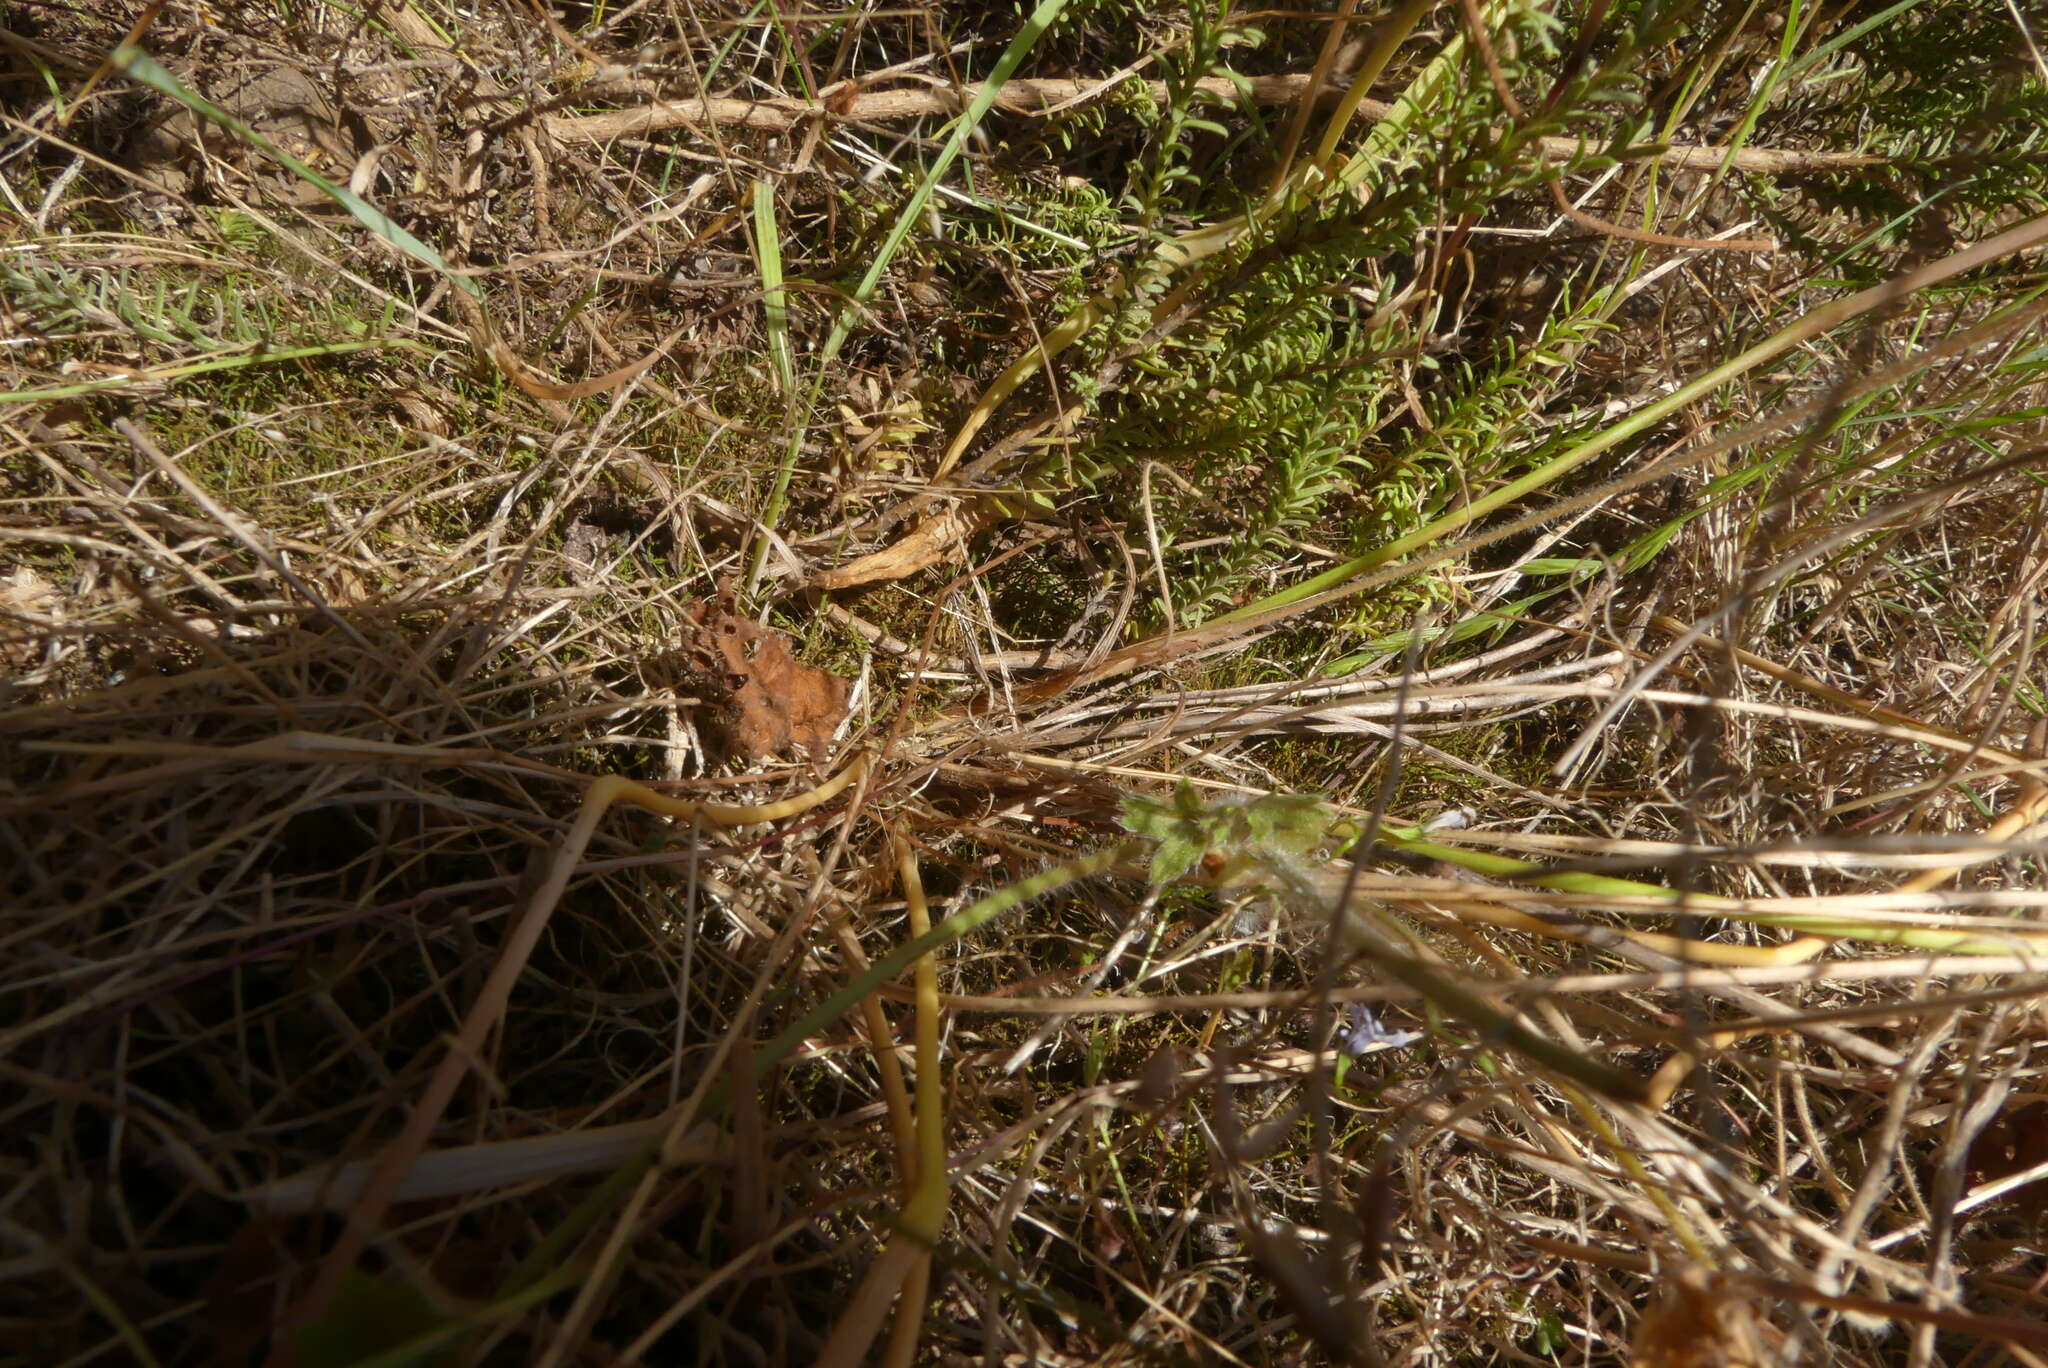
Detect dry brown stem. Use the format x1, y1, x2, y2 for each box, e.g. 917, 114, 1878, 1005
544, 73, 1878, 175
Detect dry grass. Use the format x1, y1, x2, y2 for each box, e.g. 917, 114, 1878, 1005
5, 1, 2048, 1365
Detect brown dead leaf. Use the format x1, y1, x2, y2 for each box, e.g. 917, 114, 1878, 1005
676, 601, 849, 760
1632, 1267, 1776, 1368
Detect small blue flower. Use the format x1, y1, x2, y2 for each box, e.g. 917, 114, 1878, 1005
1338, 1003, 1420, 1055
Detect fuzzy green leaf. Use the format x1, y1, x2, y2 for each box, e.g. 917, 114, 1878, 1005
1149, 833, 1206, 885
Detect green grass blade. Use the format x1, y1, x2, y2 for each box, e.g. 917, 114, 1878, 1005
751, 178, 794, 397
747, 0, 1074, 588
111, 46, 482, 299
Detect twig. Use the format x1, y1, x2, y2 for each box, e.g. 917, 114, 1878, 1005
542, 74, 1880, 175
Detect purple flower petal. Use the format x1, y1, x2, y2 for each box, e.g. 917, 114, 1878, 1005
1339, 1002, 1420, 1054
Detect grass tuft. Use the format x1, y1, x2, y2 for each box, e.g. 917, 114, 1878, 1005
6, 1, 2048, 1363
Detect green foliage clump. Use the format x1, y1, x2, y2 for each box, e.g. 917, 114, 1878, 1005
1754, 0, 2048, 260
1120, 780, 1352, 888
1029, 1, 1681, 628
2, 251, 388, 360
